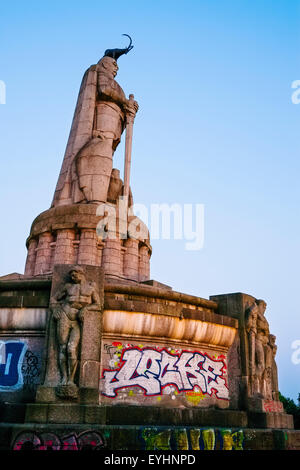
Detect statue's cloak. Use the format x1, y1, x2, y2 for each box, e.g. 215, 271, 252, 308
51, 65, 99, 207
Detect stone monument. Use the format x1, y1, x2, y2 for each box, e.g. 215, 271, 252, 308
0, 36, 298, 451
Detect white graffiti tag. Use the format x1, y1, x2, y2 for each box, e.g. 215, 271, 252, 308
102, 348, 228, 399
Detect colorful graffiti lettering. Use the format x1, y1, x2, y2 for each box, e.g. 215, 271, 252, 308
12, 431, 104, 451
0, 340, 27, 390
102, 346, 228, 399
140, 428, 244, 450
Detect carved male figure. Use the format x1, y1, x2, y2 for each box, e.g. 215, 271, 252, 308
265, 333, 279, 400
52, 36, 138, 207
52, 267, 100, 390
72, 56, 138, 204
246, 299, 271, 397
255, 299, 270, 395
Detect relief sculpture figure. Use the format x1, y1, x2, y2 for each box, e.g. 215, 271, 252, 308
51, 266, 100, 398
245, 299, 279, 400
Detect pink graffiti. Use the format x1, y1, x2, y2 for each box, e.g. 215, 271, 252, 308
12, 430, 104, 451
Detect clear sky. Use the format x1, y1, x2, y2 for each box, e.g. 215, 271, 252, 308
0, 0, 299, 401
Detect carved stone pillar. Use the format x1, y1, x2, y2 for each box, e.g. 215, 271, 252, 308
77, 229, 99, 266
102, 238, 122, 276
24, 238, 38, 276
53, 229, 75, 266
139, 244, 150, 282
123, 238, 139, 280
34, 232, 52, 275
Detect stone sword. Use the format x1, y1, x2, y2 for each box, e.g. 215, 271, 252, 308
123, 94, 135, 202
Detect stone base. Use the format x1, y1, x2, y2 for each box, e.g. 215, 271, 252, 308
248, 411, 294, 429
245, 397, 293, 428
56, 384, 79, 400
35, 386, 100, 405
1, 423, 300, 451
25, 404, 247, 428
35, 386, 57, 403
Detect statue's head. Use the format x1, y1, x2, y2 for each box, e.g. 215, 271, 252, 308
98, 34, 133, 78
98, 56, 119, 79
256, 299, 267, 315
69, 266, 85, 284
269, 334, 276, 346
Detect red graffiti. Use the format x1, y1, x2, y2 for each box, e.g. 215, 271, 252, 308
263, 401, 283, 413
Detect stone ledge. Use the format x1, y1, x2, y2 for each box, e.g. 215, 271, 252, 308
25, 404, 247, 428
0, 293, 50, 308
103, 298, 237, 327
0, 276, 218, 309
105, 282, 218, 311
248, 411, 294, 429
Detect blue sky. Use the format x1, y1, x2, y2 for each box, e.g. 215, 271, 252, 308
0, 0, 300, 401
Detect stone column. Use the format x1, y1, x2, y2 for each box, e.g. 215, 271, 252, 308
139, 245, 150, 282
53, 229, 75, 266
77, 229, 99, 266
123, 238, 139, 281
34, 232, 53, 275
102, 238, 122, 276
24, 238, 38, 276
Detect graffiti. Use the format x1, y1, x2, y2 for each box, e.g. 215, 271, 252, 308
12, 427, 243, 451
0, 340, 27, 390
263, 400, 283, 413
21, 350, 40, 392
140, 428, 244, 451
12, 430, 105, 451
102, 346, 228, 399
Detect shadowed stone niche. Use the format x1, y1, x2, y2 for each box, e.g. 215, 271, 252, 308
35, 264, 104, 404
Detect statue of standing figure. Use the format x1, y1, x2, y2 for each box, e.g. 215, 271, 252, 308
52, 35, 138, 207
51, 266, 100, 398
245, 299, 279, 400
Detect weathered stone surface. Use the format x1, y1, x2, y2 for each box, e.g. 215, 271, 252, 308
0, 308, 47, 330
285, 430, 300, 450
248, 411, 294, 429
35, 264, 104, 405
102, 309, 237, 347
211, 292, 293, 427
24, 203, 152, 281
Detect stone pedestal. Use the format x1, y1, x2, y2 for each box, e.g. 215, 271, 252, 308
25, 204, 152, 282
